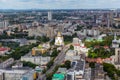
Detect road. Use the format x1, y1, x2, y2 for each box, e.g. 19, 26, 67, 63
38, 44, 71, 80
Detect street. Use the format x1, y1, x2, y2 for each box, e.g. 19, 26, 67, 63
38, 44, 71, 80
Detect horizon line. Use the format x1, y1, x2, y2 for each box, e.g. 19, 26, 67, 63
0, 8, 119, 10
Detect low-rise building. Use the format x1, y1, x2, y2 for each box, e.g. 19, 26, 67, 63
65, 50, 80, 61
83, 63, 91, 80
21, 56, 50, 66
0, 47, 10, 56
52, 73, 65, 80
62, 32, 72, 36
57, 68, 67, 74
0, 58, 14, 69
66, 59, 85, 80
32, 43, 50, 56
27, 40, 37, 45
73, 38, 89, 56
0, 68, 35, 80
12, 62, 23, 68
21, 70, 36, 80
74, 59, 85, 79
52, 68, 67, 80
94, 63, 106, 80
66, 70, 75, 80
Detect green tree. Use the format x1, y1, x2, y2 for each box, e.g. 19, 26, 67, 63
103, 63, 117, 80
47, 58, 54, 69
70, 45, 74, 50
46, 72, 53, 80
51, 49, 58, 57
89, 62, 95, 68
64, 60, 71, 69
22, 61, 37, 68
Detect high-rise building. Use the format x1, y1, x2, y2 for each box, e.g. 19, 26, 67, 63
110, 11, 114, 26
107, 13, 110, 28
107, 11, 114, 28
46, 26, 55, 38
115, 48, 120, 64
109, 11, 114, 28
93, 15, 97, 24
48, 11, 52, 21
0, 20, 9, 29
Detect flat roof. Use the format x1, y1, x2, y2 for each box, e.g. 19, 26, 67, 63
52, 73, 65, 80
75, 60, 85, 71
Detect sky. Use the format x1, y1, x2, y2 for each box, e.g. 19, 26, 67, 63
0, 0, 120, 9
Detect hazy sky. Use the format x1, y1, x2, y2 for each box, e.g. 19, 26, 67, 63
0, 0, 120, 9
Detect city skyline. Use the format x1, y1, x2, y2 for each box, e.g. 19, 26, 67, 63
0, 0, 120, 9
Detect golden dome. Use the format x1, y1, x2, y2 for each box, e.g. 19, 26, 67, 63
57, 32, 62, 37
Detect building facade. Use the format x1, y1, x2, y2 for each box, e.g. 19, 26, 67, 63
21, 56, 50, 66
48, 11, 52, 21
55, 32, 64, 46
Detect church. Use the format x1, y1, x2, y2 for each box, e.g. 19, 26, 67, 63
55, 32, 64, 46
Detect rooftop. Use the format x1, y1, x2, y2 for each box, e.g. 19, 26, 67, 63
52, 73, 65, 80
0, 47, 9, 51
75, 59, 85, 71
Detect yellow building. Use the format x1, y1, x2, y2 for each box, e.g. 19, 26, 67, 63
32, 43, 50, 56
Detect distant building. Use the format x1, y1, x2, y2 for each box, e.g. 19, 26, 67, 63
0, 58, 14, 69
73, 38, 81, 53
46, 27, 55, 38
87, 29, 100, 37
27, 40, 37, 45
0, 47, 10, 56
32, 43, 50, 56
1, 39, 27, 46
79, 28, 100, 37
21, 56, 50, 66
21, 70, 36, 80
73, 38, 81, 44
97, 34, 107, 40
12, 62, 23, 69
107, 13, 110, 28
48, 11, 52, 21
55, 32, 64, 46
0, 68, 35, 80
0, 20, 9, 29
28, 25, 55, 38
73, 38, 89, 56
32, 21, 39, 26
65, 50, 80, 62
62, 32, 72, 36
57, 68, 67, 74
112, 33, 120, 48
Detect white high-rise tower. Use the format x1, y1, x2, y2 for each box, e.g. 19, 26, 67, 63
115, 48, 120, 64
48, 11, 52, 21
